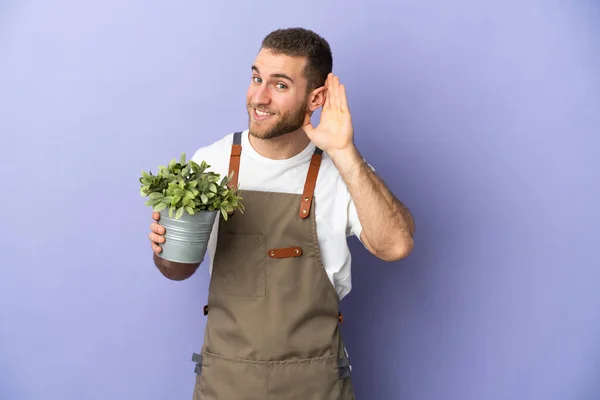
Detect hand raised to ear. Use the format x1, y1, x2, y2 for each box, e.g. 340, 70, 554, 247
303, 73, 354, 158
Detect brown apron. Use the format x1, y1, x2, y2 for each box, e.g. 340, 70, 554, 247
191, 131, 355, 399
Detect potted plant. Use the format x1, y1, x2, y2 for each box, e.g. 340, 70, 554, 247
139, 152, 244, 263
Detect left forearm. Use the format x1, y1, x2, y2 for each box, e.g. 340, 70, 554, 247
330, 146, 415, 261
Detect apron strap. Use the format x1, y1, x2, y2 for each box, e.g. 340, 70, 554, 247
226, 131, 323, 219
227, 131, 243, 190
192, 352, 203, 375
299, 147, 323, 219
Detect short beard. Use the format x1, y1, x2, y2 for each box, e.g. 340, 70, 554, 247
247, 100, 308, 140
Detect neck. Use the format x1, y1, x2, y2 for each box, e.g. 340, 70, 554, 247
248, 128, 311, 160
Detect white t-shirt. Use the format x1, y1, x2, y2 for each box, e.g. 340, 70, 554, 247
191, 129, 364, 300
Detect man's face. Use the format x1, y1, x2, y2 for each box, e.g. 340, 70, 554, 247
246, 48, 310, 140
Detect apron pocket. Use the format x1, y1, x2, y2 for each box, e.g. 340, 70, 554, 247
267, 355, 341, 400
210, 233, 266, 297
195, 351, 267, 400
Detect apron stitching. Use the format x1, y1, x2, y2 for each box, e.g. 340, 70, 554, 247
203, 350, 337, 366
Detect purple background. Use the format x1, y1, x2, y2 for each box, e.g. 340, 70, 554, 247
1, 1, 599, 399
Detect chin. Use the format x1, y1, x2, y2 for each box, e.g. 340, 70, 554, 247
249, 128, 277, 140
248, 118, 275, 139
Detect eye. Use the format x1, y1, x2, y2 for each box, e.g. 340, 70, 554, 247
252, 77, 262, 84
275, 83, 287, 90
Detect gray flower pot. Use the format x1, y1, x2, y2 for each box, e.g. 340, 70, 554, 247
156, 209, 218, 264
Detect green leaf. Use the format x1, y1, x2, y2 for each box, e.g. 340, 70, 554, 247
142, 155, 244, 218
220, 207, 228, 220
185, 206, 194, 215
175, 206, 184, 220
153, 202, 167, 212
146, 197, 162, 206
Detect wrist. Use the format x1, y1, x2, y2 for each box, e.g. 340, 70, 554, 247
328, 145, 363, 175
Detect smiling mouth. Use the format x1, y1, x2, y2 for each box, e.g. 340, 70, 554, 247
253, 108, 275, 120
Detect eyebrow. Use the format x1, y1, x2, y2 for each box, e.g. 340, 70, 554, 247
252, 65, 294, 84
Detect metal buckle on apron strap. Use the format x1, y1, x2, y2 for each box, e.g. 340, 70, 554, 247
192, 352, 203, 375
338, 357, 352, 378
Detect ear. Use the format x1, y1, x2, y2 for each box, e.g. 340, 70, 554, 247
307, 86, 327, 112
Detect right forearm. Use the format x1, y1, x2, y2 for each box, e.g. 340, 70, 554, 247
153, 253, 201, 281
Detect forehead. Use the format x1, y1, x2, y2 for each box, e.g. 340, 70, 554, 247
252, 48, 307, 83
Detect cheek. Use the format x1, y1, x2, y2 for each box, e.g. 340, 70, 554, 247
275, 93, 302, 111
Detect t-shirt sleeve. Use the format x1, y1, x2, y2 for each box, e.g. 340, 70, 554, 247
191, 147, 210, 167
189, 134, 232, 178
346, 199, 363, 241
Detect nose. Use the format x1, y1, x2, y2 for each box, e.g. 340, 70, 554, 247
251, 84, 270, 105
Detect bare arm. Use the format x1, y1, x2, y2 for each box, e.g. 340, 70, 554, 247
330, 146, 415, 262
301, 73, 414, 261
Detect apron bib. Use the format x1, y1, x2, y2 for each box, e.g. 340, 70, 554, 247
191, 131, 355, 399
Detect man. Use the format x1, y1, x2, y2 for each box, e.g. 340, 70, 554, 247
148, 27, 415, 399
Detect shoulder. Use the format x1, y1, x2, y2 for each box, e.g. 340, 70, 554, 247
191, 132, 234, 162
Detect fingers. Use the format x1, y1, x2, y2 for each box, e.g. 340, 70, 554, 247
333, 75, 342, 111
329, 74, 338, 110
149, 220, 165, 254
339, 83, 349, 113
149, 231, 165, 243
327, 73, 336, 110
151, 221, 165, 235
152, 211, 160, 221
325, 73, 345, 112
151, 242, 162, 254
149, 231, 164, 254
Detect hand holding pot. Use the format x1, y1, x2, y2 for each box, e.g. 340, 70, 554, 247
149, 211, 165, 254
